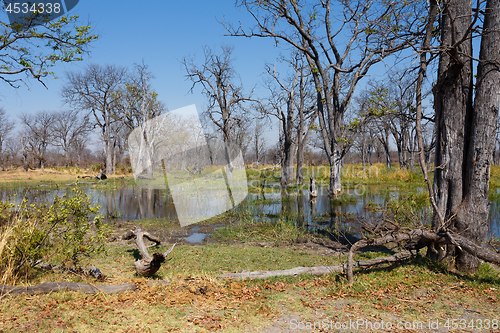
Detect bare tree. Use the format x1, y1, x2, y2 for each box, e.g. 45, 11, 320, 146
182, 45, 256, 177
226, 0, 426, 195
0, 107, 14, 160
63, 64, 127, 175
252, 119, 266, 165
19, 111, 55, 170
52, 109, 92, 167
265, 53, 316, 186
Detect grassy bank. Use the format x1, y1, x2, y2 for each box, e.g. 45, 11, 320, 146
0, 239, 499, 332
0, 165, 499, 332
2, 163, 500, 189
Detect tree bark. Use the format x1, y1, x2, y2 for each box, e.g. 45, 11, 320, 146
429, 0, 474, 265
455, 0, 500, 271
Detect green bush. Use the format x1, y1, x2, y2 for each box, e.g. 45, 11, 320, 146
0, 189, 112, 283
90, 164, 103, 172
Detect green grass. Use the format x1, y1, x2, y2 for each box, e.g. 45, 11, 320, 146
330, 193, 357, 205
1, 238, 499, 332
213, 216, 310, 245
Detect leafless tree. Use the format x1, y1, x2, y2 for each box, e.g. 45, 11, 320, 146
226, 0, 426, 195
19, 111, 55, 170
52, 109, 93, 167
0, 107, 14, 160
264, 53, 316, 186
252, 119, 266, 165
182, 45, 257, 177
63, 64, 127, 175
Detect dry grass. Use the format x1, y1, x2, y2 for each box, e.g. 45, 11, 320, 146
0, 220, 17, 285
0, 167, 130, 184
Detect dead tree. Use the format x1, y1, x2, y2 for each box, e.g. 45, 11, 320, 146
123, 227, 175, 276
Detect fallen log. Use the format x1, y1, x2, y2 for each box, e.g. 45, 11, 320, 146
123, 227, 175, 276
219, 251, 412, 280
0, 282, 136, 296
346, 228, 500, 284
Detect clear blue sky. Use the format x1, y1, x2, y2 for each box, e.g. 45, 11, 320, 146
1, 1, 426, 151
1, 1, 280, 122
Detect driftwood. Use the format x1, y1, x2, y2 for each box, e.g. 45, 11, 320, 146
219, 251, 412, 280
123, 227, 176, 276
347, 228, 500, 284
0, 282, 136, 296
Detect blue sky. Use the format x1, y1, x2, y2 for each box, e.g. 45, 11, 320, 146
1, 1, 280, 121
1, 1, 433, 151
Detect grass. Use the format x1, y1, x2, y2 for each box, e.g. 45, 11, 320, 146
1, 163, 500, 331
213, 215, 310, 245
330, 193, 357, 205
0, 242, 499, 332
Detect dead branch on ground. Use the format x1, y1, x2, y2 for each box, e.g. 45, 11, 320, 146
123, 226, 175, 276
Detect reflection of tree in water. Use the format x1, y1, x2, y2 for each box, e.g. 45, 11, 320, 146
296, 190, 305, 229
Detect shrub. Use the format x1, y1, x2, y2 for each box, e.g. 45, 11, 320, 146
0, 189, 112, 284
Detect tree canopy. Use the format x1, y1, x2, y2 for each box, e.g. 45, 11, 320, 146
0, 1, 97, 88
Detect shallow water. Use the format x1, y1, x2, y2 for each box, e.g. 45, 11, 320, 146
1, 183, 498, 239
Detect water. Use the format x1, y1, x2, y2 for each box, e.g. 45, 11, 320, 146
0, 184, 498, 238
185, 233, 209, 243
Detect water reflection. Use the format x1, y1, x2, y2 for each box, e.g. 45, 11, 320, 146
0, 185, 498, 238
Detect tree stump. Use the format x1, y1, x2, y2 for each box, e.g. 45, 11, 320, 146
95, 170, 107, 180
123, 227, 175, 276
309, 177, 318, 198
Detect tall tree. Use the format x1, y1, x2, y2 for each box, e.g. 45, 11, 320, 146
416, 0, 500, 272
227, 0, 425, 195
252, 119, 266, 165
183, 45, 254, 146
63, 64, 127, 175
182, 45, 256, 178
0, 2, 97, 88
265, 54, 316, 186
0, 107, 14, 158
122, 63, 165, 132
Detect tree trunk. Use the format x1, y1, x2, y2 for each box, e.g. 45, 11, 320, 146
296, 142, 305, 185
361, 131, 366, 169
328, 149, 342, 196
428, 0, 475, 268
0, 282, 136, 296
281, 97, 295, 187
454, 0, 500, 271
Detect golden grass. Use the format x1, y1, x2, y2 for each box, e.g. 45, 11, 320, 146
0, 167, 130, 184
